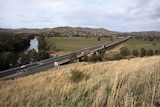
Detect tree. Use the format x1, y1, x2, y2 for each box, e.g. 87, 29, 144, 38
155, 49, 160, 55
120, 47, 130, 57
37, 50, 50, 61
0, 43, 4, 53
148, 49, 154, 56
155, 50, 158, 55
69, 52, 77, 63
132, 50, 139, 56
27, 49, 38, 62
88, 53, 102, 62
20, 53, 30, 65
0, 54, 3, 70
1, 51, 17, 69
112, 53, 122, 60
48, 43, 56, 52
97, 37, 101, 41
140, 48, 146, 57
36, 36, 50, 61
158, 49, 160, 55
38, 36, 47, 51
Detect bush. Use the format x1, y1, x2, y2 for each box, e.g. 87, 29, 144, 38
155, 49, 160, 55
120, 47, 130, 57
132, 50, 139, 56
152, 43, 156, 45
112, 53, 122, 60
69, 52, 77, 63
88, 54, 102, 62
148, 49, 154, 56
140, 48, 146, 57
70, 69, 84, 83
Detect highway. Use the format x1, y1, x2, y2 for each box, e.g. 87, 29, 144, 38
0, 37, 130, 80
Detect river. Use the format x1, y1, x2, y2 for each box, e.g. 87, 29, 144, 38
25, 37, 39, 53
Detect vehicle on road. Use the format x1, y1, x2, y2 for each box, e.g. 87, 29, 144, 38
102, 45, 105, 48
20, 65, 26, 68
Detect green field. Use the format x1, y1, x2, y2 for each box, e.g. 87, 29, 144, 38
123, 38, 160, 51
46, 37, 160, 53
46, 37, 117, 51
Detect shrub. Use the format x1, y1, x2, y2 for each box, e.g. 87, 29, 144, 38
155, 49, 160, 55
88, 54, 102, 62
152, 43, 156, 45
140, 48, 146, 57
148, 49, 154, 56
69, 52, 77, 63
70, 69, 84, 83
120, 47, 130, 57
112, 53, 122, 60
132, 50, 139, 56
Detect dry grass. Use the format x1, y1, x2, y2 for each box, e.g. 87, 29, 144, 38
104, 44, 123, 58
0, 56, 160, 107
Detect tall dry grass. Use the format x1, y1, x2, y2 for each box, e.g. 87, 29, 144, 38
0, 56, 160, 107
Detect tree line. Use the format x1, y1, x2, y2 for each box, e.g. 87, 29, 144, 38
0, 33, 34, 52
0, 33, 35, 70
134, 35, 160, 41
0, 33, 51, 71
109, 47, 160, 61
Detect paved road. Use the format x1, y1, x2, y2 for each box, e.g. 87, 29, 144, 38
0, 37, 130, 80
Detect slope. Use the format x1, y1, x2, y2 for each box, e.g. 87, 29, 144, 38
0, 56, 160, 107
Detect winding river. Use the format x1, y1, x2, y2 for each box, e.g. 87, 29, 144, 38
25, 37, 39, 53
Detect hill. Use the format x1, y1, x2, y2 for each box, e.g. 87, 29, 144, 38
0, 26, 116, 37
44, 26, 117, 37
0, 26, 160, 37
0, 28, 40, 34
129, 31, 160, 37
0, 56, 160, 106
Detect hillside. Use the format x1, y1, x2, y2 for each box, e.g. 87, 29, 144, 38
0, 56, 160, 106
1, 27, 160, 37
129, 31, 160, 37
44, 26, 116, 37
0, 26, 116, 37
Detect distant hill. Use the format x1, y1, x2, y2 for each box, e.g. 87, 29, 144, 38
0, 56, 160, 106
129, 31, 160, 37
0, 26, 118, 37
0, 28, 40, 34
0, 26, 160, 37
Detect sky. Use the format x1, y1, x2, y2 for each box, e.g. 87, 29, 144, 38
0, 0, 160, 32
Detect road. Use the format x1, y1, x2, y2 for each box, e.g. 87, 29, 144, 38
0, 37, 130, 80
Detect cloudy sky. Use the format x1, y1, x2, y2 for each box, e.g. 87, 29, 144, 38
0, 0, 160, 32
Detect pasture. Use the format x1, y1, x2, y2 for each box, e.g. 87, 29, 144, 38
46, 37, 117, 51
123, 38, 160, 51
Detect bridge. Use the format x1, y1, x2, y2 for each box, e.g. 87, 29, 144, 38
0, 37, 130, 80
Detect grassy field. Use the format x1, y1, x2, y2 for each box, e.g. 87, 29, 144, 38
46, 37, 160, 56
123, 38, 160, 51
46, 37, 117, 51
0, 56, 160, 107
104, 38, 160, 60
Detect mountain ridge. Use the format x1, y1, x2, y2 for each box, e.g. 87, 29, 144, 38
0, 26, 160, 37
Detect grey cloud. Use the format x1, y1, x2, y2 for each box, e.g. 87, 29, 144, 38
127, 0, 159, 17
0, 18, 4, 20
0, 0, 159, 31
150, 5, 160, 18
